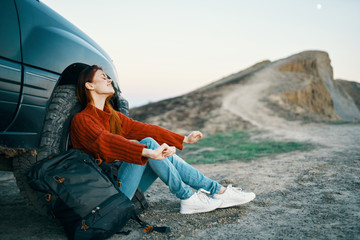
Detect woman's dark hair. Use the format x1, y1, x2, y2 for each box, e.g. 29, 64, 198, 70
77, 65, 100, 108
77, 65, 122, 135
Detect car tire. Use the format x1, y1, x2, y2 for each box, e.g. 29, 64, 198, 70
13, 84, 81, 215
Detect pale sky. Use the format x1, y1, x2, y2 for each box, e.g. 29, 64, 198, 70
42, 0, 360, 108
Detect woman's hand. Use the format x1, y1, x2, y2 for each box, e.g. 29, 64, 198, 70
184, 131, 203, 144
142, 143, 176, 160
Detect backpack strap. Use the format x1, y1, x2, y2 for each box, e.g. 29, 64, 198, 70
132, 215, 171, 233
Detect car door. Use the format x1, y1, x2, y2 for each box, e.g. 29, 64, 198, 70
0, 0, 22, 131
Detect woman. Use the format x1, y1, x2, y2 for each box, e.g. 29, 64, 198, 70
70, 65, 255, 214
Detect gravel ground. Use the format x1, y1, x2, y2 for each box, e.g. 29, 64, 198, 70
0, 123, 359, 240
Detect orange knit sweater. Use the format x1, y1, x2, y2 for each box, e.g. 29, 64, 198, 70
70, 104, 185, 165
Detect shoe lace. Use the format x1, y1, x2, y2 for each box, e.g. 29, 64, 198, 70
196, 191, 211, 203
199, 188, 211, 195
228, 184, 243, 193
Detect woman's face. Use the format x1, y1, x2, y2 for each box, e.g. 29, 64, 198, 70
86, 69, 115, 96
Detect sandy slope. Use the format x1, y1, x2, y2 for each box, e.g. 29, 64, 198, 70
223, 66, 291, 129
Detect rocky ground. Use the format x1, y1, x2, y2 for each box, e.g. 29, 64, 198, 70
0, 122, 359, 240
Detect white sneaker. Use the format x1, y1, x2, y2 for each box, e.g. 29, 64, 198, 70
180, 191, 223, 214
213, 185, 256, 208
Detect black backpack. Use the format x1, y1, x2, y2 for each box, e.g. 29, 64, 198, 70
27, 148, 169, 240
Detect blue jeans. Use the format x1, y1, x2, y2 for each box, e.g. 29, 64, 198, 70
117, 137, 222, 200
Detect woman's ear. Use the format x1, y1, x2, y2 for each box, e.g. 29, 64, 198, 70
85, 82, 94, 90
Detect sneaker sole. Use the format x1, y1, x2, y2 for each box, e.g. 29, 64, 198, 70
218, 195, 256, 209
180, 201, 223, 214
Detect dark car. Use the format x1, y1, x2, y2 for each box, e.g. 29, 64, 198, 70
0, 0, 129, 213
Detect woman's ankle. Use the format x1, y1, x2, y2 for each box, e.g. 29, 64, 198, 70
218, 186, 226, 194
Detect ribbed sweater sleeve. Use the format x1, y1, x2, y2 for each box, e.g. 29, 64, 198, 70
71, 113, 148, 165
118, 112, 185, 150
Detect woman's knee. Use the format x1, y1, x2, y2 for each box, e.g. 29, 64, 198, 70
117, 162, 147, 180
140, 137, 160, 149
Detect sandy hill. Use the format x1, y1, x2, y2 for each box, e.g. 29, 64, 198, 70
130, 51, 360, 134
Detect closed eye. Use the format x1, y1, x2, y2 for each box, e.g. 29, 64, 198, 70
101, 73, 108, 80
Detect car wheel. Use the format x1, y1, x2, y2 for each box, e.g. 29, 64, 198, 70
13, 84, 81, 215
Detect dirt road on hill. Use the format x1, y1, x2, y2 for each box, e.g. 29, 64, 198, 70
1, 121, 359, 240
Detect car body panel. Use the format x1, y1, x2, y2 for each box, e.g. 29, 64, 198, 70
0, 60, 22, 131
0, 0, 22, 61
0, 0, 22, 132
